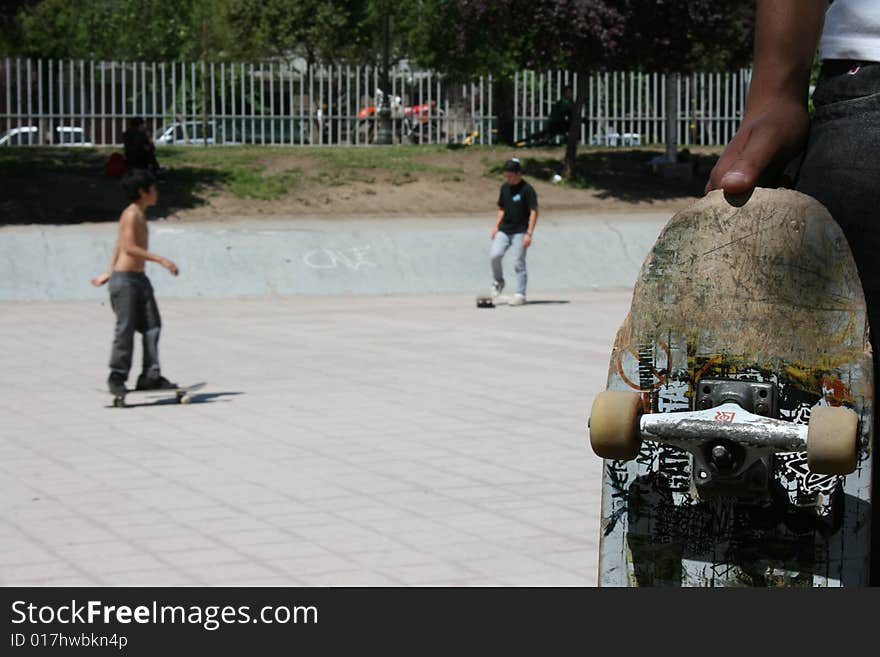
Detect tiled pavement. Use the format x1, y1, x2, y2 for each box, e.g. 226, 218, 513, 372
0, 290, 630, 586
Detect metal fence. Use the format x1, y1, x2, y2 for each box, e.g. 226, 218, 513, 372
0, 57, 751, 147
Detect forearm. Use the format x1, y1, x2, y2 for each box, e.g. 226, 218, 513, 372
747, 0, 826, 110
527, 210, 538, 234
494, 210, 504, 228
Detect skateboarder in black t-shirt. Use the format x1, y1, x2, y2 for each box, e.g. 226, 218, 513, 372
490, 159, 538, 305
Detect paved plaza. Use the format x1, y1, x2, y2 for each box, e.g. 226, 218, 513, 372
0, 289, 630, 586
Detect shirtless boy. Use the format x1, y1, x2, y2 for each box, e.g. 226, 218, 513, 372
91, 169, 179, 394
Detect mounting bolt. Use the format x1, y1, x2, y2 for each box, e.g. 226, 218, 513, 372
710, 444, 735, 471
698, 398, 714, 410
698, 470, 709, 480
756, 402, 769, 416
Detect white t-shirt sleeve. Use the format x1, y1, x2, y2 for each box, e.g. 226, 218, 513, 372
820, 0, 880, 62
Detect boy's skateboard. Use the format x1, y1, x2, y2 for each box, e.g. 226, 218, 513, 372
476, 294, 511, 308
105, 382, 206, 408
589, 188, 873, 586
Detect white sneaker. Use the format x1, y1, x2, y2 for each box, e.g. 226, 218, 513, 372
509, 293, 526, 306
491, 280, 504, 298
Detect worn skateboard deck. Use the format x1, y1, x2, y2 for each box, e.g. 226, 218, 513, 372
596, 187, 873, 586
104, 382, 206, 408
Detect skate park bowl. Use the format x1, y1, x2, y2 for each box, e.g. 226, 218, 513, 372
0, 213, 668, 301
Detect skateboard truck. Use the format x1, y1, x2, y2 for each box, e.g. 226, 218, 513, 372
589, 379, 860, 498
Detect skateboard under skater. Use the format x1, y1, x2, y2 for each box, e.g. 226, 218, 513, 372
105, 382, 206, 408
588, 187, 873, 586
476, 294, 516, 308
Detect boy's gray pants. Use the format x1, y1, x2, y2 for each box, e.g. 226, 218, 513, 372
108, 271, 161, 379
490, 230, 527, 295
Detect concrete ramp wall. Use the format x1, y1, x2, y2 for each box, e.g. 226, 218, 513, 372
0, 213, 668, 301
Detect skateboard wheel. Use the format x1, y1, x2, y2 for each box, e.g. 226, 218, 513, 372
807, 406, 859, 475
179, 394, 191, 405
589, 391, 643, 460
112, 397, 125, 408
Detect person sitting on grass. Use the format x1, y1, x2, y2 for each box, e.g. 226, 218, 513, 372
515, 86, 574, 147
91, 169, 179, 394
123, 117, 161, 176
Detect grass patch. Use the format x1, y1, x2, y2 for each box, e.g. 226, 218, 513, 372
227, 167, 299, 200
307, 145, 464, 175
160, 147, 299, 200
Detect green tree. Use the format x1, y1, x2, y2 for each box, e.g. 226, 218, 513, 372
7, 0, 235, 61
225, 0, 375, 65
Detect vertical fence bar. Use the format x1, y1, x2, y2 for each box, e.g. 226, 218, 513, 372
338, 64, 343, 145
287, 63, 294, 144
249, 63, 254, 144
3, 58, 9, 137
171, 62, 176, 141
478, 75, 483, 144
210, 62, 216, 144
151, 62, 157, 139
38, 59, 44, 144
220, 62, 227, 144
239, 62, 245, 144
308, 64, 314, 144
354, 65, 361, 145
131, 60, 137, 126
120, 60, 126, 142
299, 64, 305, 145
141, 61, 146, 120
89, 60, 95, 144
15, 58, 21, 136
26, 59, 32, 137
180, 62, 186, 140
487, 73, 493, 145
160, 62, 166, 142
99, 61, 105, 144
513, 71, 518, 142
49, 59, 55, 144
190, 61, 196, 140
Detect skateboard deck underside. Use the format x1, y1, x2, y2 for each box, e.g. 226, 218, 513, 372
599, 188, 874, 587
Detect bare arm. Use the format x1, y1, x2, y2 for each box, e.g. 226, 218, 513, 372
706, 0, 826, 193
491, 208, 504, 238
90, 240, 120, 286
524, 209, 538, 247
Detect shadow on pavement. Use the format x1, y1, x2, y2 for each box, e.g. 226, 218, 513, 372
105, 391, 244, 409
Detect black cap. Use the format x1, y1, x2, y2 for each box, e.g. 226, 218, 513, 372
502, 158, 522, 173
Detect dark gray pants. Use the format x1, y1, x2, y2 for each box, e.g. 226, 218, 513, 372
794, 60, 880, 582
108, 271, 161, 380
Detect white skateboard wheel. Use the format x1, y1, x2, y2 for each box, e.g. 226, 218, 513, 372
807, 406, 859, 475
589, 390, 643, 460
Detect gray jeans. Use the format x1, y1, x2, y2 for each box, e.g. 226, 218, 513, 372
490, 230, 527, 295
108, 271, 162, 379
793, 60, 880, 582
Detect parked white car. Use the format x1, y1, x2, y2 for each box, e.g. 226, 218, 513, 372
55, 126, 93, 146
0, 125, 93, 146
590, 130, 641, 147
0, 126, 39, 146
155, 121, 217, 145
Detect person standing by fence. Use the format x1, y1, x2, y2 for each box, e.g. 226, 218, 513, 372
489, 158, 538, 306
